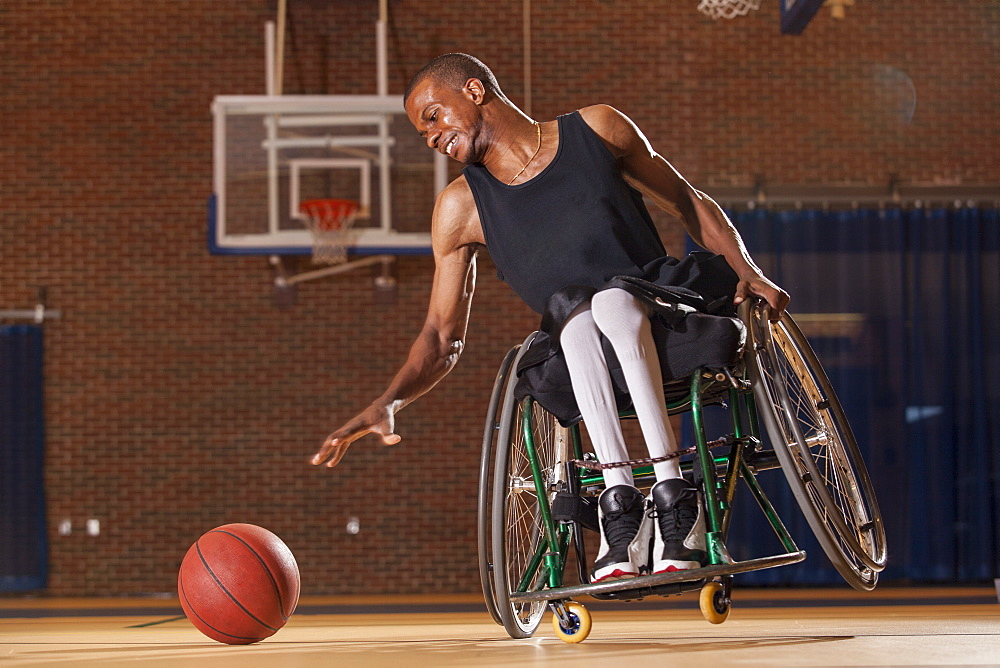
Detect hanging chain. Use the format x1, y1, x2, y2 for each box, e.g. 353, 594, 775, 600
570, 434, 755, 471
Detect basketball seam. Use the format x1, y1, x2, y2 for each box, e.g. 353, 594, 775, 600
179, 577, 271, 642
212, 529, 290, 621
196, 540, 281, 631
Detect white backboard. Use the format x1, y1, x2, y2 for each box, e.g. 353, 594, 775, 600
210, 95, 446, 256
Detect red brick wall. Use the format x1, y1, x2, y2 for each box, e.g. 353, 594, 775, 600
2, 0, 996, 595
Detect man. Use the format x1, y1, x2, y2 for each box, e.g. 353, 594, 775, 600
311, 54, 788, 582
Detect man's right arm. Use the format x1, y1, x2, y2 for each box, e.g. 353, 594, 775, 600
310, 178, 483, 469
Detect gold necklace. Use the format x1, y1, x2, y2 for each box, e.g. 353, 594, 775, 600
507, 121, 541, 185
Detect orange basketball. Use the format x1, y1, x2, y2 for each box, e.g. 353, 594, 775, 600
177, 523, 300, 645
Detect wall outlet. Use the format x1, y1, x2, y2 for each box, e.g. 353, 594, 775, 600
86, 519, 100, 536
58, 519, 72, 536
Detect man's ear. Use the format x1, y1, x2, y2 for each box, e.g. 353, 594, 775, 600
463, 78, 487, 105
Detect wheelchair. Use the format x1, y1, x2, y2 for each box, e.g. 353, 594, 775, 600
478, 299, 887, 643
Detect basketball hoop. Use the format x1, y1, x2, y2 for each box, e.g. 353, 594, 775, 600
299, 199, 359, 265
697, 0, 762, 19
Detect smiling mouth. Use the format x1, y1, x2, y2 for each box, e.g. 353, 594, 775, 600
445, 136, 458, 156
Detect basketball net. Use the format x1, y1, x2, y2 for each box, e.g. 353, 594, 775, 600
299, 199, 359, 265
697, 0, 762, 19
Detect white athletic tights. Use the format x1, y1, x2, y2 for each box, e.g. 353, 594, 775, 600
560, 288, 681, 489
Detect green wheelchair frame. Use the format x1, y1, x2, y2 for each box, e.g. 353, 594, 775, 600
478, 300, 887, 643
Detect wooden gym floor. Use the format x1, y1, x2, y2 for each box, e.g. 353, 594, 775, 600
1, 587, 998, 666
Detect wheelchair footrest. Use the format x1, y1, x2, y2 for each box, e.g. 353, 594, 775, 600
589, 579, 705, 602
507, 551, 807, 603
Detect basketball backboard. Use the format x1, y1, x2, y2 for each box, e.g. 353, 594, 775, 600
209, 94, 447, 257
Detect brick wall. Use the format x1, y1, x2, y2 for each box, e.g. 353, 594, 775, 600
1, 0, 997, 595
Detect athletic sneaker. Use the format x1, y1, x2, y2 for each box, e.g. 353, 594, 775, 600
591, 485, 650, 583
650, 478, 707, 573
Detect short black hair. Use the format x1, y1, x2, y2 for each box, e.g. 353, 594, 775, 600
403, 53, 506, 104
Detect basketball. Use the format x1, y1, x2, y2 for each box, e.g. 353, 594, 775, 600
177, 523, 300, 645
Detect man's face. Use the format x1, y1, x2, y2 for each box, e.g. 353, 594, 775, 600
405, 77, 486, 164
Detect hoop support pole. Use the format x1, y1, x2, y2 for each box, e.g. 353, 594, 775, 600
266, 1, 286, 237
279, 254, 394, 286
265, 21, 276, 96
275, 0, 287, 96
375, 1, 393, 231
523, 0, 532, 116
376, 0, 388, 97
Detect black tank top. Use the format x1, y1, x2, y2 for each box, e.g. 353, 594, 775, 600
464, 111, 667, 314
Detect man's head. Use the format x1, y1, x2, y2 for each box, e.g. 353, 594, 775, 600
403, 54, 507, 165
403, 53, 506, 107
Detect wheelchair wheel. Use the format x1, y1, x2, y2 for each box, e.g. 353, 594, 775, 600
478, 342, 522, 626
551, 601, 592, 643
699, 580, 731, 625
489, 334, 571, 638
742, 301, 887, 591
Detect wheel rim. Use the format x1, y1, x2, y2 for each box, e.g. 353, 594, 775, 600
491, 334, 566, 638
712, 590, 728, 615
560, 611, 581, 634
747, 303, 887, 582
478, 344, 521, 627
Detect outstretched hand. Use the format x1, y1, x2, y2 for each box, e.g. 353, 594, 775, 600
310, 403, 401, 469
733, 272, 790, 322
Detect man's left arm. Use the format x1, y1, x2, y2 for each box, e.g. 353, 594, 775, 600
580, 105, 789, 320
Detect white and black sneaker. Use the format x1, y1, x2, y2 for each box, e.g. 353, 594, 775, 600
591, 485, 650, 583
650, 478, 707, 573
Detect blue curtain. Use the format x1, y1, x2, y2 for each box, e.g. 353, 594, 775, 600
0, 325, 48, 591
696, 206, 999, 585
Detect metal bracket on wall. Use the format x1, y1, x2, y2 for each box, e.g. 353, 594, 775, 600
0, 288, 62, 324
709, 180, 1000, 210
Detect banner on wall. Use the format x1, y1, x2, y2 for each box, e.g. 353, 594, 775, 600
0, 325, 48, 591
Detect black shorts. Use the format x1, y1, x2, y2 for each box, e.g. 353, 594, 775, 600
513, 251, 745, 426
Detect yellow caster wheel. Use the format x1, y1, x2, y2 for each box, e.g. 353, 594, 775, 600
700, 581, 731, 624
552, 601, 592, 643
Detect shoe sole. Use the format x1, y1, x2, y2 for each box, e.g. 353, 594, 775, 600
591, 564, 639, 583
653, 560, 702, 574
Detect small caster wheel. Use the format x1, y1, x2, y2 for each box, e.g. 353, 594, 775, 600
700, 580, 731, 624
552, 601, 592, 644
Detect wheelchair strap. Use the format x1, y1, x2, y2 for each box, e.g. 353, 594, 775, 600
551, 492, 600, 533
